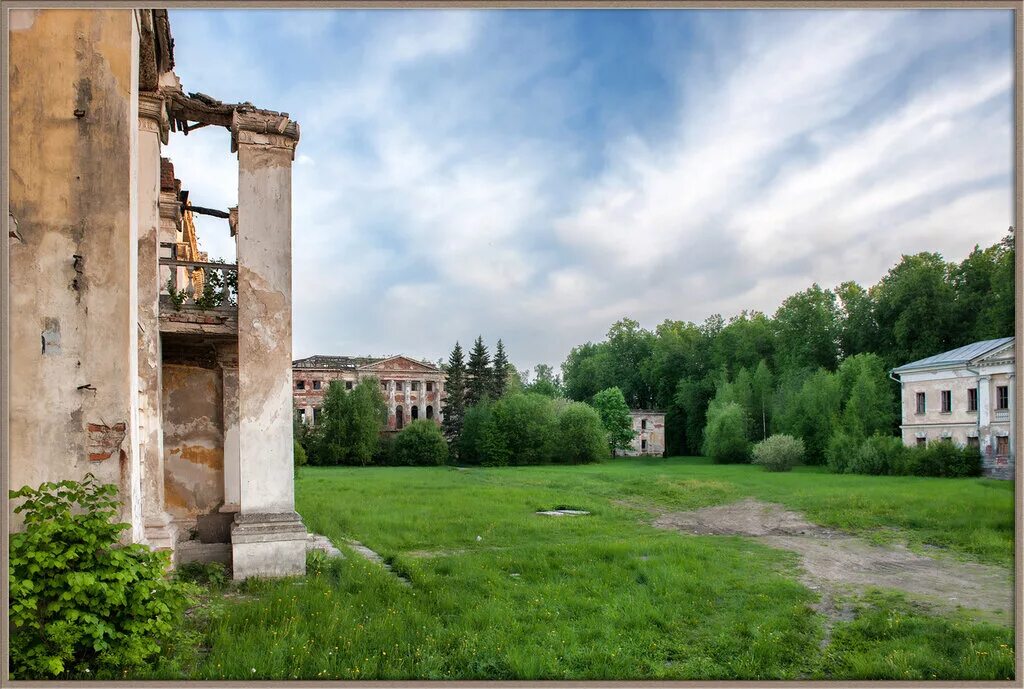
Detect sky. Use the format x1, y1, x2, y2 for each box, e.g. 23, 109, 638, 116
163, 8, 1014, 375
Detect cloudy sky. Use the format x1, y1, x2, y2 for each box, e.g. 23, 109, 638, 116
164, 8, 1014, 374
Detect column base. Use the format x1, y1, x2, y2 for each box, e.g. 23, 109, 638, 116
230, 511, 307, 580
144, 514, 177, 553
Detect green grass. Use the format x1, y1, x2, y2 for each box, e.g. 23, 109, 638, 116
151, 457, 1014, 681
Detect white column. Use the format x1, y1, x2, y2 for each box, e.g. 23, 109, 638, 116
230, 114, 306, 580
978, 375, 992, 456
137, 92, 174, 550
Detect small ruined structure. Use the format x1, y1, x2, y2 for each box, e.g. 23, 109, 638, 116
891, 337, 1015, 479
8, 9, 307, 578
616, 410, 666, 457
292, 355, 446, 430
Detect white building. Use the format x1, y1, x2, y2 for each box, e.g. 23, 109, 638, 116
891, 337, 1014, 479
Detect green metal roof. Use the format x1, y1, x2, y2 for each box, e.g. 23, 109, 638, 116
892, 337, 1013, 373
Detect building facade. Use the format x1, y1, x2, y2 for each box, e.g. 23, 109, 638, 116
293, 355, 446, 430
891, 337, 1014, 480
616, 410, 666, 457
8, 9, 306, 578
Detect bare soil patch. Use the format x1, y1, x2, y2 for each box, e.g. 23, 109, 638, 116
653, 498, 1012, 623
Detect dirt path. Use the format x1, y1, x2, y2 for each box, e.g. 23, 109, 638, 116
653, 498, 1013, 625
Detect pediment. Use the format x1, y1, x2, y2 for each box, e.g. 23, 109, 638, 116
974, 340, 1014, 366
358, 355, 439, 373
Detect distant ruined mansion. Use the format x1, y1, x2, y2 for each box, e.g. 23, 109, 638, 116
293, 355, 446, 430
617, 411, 666, 457
8, 9, 307, 578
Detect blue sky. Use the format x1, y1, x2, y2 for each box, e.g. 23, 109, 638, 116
164, 8, 1014, 375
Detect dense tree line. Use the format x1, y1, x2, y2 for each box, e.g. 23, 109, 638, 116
560, 231, 1014, 461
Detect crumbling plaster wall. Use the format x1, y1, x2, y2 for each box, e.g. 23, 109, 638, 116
9, 9, 143, 537
161, 363, 225, 537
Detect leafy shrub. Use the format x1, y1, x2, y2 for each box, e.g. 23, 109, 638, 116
373, 431, 397, 466
458, 400, 494, 465
9, 475, 197, 679
491, 393, 559, 465
702, 401, 751, 464
825, 431, 861, 474
556, 401, 609, 464
174, 561, 228, 591
391, 420, 449, 466
751, 434, 804, 472
903, 440, 982, 478
849, 434, 906, 475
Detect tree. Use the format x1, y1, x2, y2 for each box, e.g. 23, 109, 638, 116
836, 281, 879, 359
346, 378, 388, 465
604, 318, 656, 408
441, 342, 467, 443
836, 353, 897, 438
872, 252, 956, 370
316, 380, 350, 464
465, 336, 492, 407
702, 401, 750, 464
490, 392, 559, 465
591, 387, 635, 454
490, 339, 511, 399
951, 231, 1014, 342
772, 284, 841, 373
526, 363, 562, 398
773, 369, 842, 464
561, 342, 610, 402
751, 360, 773, 441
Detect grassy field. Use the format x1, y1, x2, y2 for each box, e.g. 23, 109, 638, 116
153, 457, 1014, 681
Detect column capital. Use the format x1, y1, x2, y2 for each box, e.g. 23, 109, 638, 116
231, 108, 300, 158
138, 91, 170, 144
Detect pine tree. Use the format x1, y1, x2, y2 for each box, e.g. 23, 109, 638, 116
441, 342, 467, 442
490, 339, 510, 400
465, 336, 492, 407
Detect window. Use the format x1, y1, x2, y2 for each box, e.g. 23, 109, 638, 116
996, 436, 1009, 456
411, 405, 419, 420
641, 439, 648, 451
345, 381, 353, 390
426, 382, 434, 392
967, 436, 980, 449
940, 390, 951, 414
915, 392, 926, 414
312, 407, 320, 425
916, 437, 927, 447
426, 405, 434, 420
296, 380, 305, 390
641, 419, 647, 430
296, 409, 306, 424
412, 381, 420, 391
395, 406, 404, 430
313, 380, 321, 391
395, 381, 404, 392
968, 388, 978, 412
996, 386, 1009, 410
381, 381, 388, 391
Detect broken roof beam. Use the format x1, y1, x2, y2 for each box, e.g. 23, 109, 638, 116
162, 89, 300, 154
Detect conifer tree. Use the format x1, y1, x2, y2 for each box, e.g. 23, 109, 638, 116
490, 339, 510, 400
441, 342, 467, 442
465, 336, 492, 407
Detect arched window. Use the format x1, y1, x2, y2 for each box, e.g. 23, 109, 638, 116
395, 406, 404, 430
426, 405, 434, 420
411, 405, 419, 420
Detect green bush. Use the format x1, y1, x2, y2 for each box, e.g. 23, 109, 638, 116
391, 420, 449, 466
825, 431, 860, 474
9, 475, 197, 679
373, 431, 397, 466
591, 387, 635, 453
458, 400, 494, 465
702, 401, 751, 464
849, 434, 906, 475
556, 401, 609, 464
903, 440, 982, 478
751, 434, 804, 472
491, 393, 559, 465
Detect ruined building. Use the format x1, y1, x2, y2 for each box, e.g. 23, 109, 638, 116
293, 355, 446, 430
615, 411, 666, 457
7, 9, 306, 578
